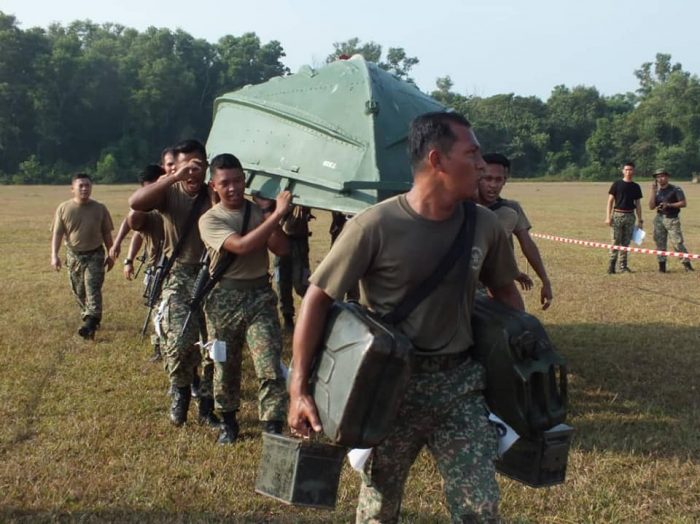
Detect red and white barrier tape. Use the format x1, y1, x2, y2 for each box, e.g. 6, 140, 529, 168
531, 233, 700, 260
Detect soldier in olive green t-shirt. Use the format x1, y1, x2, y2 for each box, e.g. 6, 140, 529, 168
198, 153, 292, 444
51, 173, 115, 339
290, 113, 523, 523
128, 139, 216, 428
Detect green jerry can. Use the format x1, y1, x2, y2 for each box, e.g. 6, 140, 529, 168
471, 295, 568, 437
311, 301, 413, 448
471, 295, 572, 487
255, 432, 346, 509
206, 55, 446, 214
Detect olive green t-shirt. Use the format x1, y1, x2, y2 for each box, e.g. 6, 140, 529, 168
158, 183, 211, 265
490, 204, 520, 239
310, 195, 519, 355
505, 199, 531, 233
140, 211, 164, 267
52, 199, 113, 252
199, 201, 268, 280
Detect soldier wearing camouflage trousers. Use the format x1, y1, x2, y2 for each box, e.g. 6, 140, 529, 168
289, 112, 523, 523
128, 139, 218, 428
605, 161, 644, 274
51, 173, 115, 339
649, 168, 694, 273
199, 153, 292, 444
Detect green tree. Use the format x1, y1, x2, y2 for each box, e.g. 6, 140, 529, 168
326, 37, 419, 81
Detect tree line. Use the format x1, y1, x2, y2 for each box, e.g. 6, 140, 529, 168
2, 12, 699, 184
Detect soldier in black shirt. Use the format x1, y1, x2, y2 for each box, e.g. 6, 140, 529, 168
648, 168, 693, 272
605, 162, 643, 273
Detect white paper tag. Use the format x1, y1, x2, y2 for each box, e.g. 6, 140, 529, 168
488, 413, 520, 457
632, 227, 646, 246
347, 448, 372, 472
207, 339, 227, 362
154, 298, 166, 338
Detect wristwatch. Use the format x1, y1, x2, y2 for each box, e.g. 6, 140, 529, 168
124, 258, 133, 265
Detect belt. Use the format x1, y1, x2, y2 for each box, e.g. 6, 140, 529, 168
411, 350, 470, 374
613, 209, 634, 214
70, 246, 103, 255
217, 275, 270, 290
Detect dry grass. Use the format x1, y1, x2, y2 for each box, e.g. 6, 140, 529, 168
0, 182, 699, 523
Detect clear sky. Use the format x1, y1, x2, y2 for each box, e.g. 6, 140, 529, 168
3, 0, 700, 100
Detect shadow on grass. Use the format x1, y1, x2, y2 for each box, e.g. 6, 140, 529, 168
0, 508, 358, 523
548, 323, 700, 460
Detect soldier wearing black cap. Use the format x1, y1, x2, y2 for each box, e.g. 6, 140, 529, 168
648, 168, 694, 272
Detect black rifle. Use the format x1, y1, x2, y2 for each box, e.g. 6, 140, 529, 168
141, 251, 169, 339
139, 189, 209, 339
180, 201, 252, 337
133, 251, 147, 279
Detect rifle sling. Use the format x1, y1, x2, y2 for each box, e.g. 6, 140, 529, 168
382, 201, 477, 325
203, 200, 253, 295
165, 187, 209, 268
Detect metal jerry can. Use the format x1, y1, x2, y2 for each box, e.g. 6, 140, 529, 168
471, 295, 568, 438
311, 301, 413, 448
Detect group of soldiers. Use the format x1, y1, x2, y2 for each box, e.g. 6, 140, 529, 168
51, 140, 313, 444
51, 114, 554, 522
606, 161, 694, 273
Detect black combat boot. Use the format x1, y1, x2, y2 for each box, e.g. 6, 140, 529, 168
197, 397, 221, 428
78, 316, 98, 339
658, 261, 667, 273
170, 386, 191, 426
218, 411, 239, 444
619, 264, 632, 273
607, 260, 616, 274
149, 343, 162, 363
682, 260, 694, 272
262, 420, 284, 434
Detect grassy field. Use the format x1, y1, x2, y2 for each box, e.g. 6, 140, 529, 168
1, 182, 699, 523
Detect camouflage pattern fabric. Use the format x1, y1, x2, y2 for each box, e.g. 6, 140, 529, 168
653, 214, 689, 262
66, 248, 105, 320
274, 237, 310, 318
356, 359, 499, 524
160, 264, 212, 395
609, 212, 636, 267
204, 284, 287, 421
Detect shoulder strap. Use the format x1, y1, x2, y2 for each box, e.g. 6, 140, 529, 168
383, 201, 477, 325
170, 188, 209, 264
207, 200, 253, 287
159, 188, 209, 281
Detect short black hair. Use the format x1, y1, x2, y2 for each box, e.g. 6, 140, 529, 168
173, 139, 206, 160
408, 112, 472, 169
72, 173, 92, 183
483, 153, 511, 172
160, 146, 176, 163
210, 153, 243, 175
139, 164, 165, 185
623, 161, 635, 168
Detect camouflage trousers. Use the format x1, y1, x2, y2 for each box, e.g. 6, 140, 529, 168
653, 214, 688, 262
160, 264, 213, 396
356, 358, 499, 524
204, 281, 287, 421
66, 247, 105, 321
274, 237, 310, 318
609, 212, 636, 267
